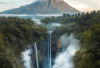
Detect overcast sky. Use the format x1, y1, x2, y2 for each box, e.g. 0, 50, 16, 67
0, 0, 100, 12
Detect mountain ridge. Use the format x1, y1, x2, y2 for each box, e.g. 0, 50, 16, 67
1, 0, 80, 14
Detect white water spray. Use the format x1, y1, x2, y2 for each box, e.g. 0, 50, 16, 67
53, 35, 79, 68
22, 48, 32, 68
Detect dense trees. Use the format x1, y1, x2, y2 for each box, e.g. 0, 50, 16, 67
73, 23, 100, 68
0, 10, 100, 68
43, 11, 100, 68
41, 13, 75, 24
0, 17, 47, 68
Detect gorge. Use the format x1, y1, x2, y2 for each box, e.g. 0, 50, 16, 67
0, 11, 100, 68
0, 0, 99, 68
19, 14, 80, 68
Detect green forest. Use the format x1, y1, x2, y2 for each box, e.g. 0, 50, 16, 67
0, 11, 100, 68
0, 17, 47, 68
42, 11, 100, 68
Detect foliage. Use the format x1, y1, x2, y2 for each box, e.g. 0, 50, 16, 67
41, 14, 75, 24
46, 11, 100, 68
0, 17, 47, 68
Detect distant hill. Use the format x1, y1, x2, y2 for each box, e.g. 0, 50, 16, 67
1, 0, 80, 14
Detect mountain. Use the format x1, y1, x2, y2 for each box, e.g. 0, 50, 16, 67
1, 0, 79, 14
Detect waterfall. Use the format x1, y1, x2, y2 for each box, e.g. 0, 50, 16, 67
22, 39, 51, 68
41, 31, 52, 68
22, 45, 33, 68
49, 33, 52, 68
53, 35, 79, 68
48, 38, 50, 60
34, 43, 39, 68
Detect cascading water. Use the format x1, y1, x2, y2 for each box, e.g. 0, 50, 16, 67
34, 43, 39, 68
49, 32, 52, 68
22, 35, 52, 68
53, 35, 79, 68
22, 15, 78, 68
41, 31, 52, 68
22, 45, 33, 68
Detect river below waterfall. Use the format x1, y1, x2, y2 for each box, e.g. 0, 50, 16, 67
0, 14, 79, 68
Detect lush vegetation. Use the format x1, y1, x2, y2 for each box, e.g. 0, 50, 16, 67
43, 11, 100, 68
0, 11, 100, 68
41, 13, 75, 24
0, 17, 47, 68
73, 11, 100, 68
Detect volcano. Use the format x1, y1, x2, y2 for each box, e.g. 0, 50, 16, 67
1, 0, 79, 14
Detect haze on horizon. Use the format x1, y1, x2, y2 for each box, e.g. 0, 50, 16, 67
0, 0, 100, 12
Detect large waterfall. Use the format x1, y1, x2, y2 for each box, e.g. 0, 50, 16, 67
22, 16, 79, 68
22, 33, 52, 68
53, 35, 79, 68
41, 31, 52, 68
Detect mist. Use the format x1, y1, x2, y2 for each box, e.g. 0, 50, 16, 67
22, 48, 32, 68
53, 34, 79, 68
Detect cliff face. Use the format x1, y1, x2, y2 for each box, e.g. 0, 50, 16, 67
1, 0, 79, 14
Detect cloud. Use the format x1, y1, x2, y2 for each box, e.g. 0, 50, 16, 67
0, 2, 7, 4
64, 0, 100, 12
0, 0, 37, 12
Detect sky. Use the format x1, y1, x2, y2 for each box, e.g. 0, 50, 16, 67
0, 0, 100, 12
